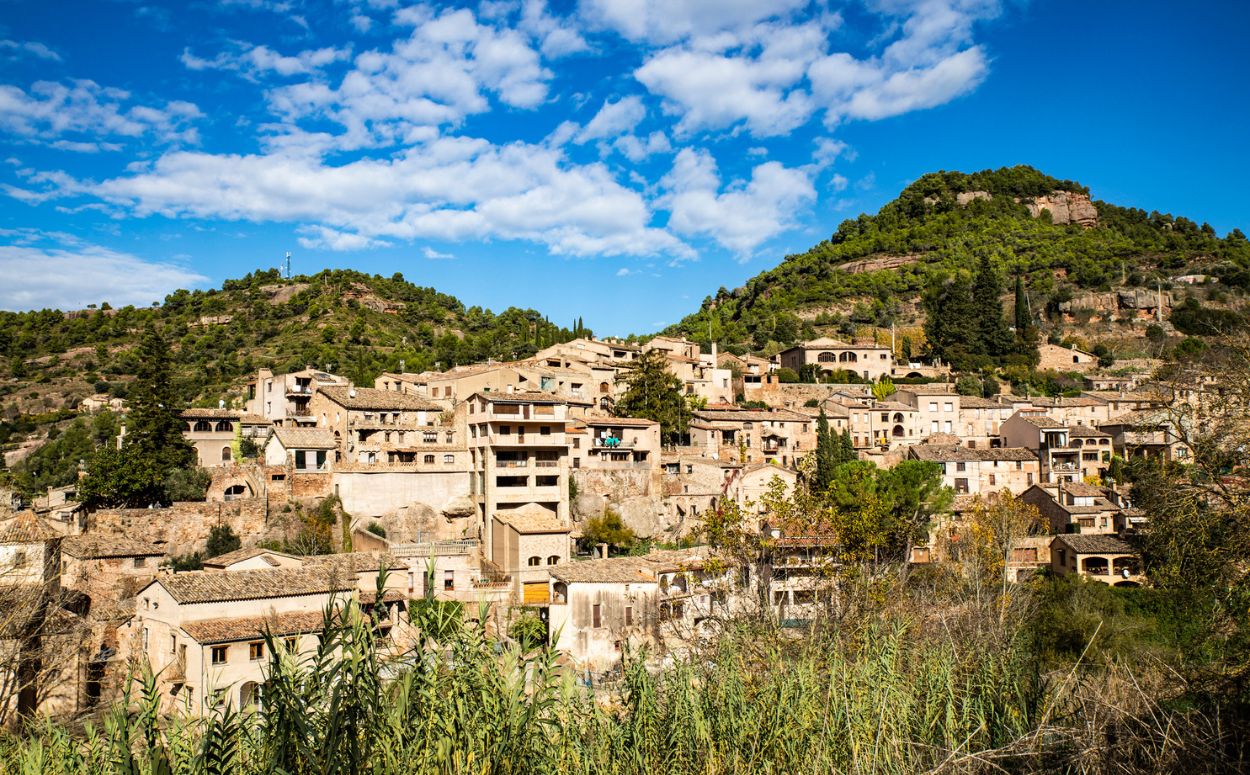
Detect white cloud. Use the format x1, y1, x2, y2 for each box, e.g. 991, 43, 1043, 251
520, 0, 590, 57
0, 40, 61, 61
615, 266, 635, 276
423, 246, 455, 259
573, 95, 645, 143
36, 136, 690, 259
612, 131, 670, 162
579, 0, 808, 45
662, 148, 815, 256
841, 46, 987, 120
181, 44, 351, 78
298, 225, 391, 251
0, 80, 201, 145
263, 6, 552, 148
0, 243, 207, 311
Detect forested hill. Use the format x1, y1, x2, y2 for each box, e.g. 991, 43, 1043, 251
0, 268, 586, 416
663, 165, 1250, 353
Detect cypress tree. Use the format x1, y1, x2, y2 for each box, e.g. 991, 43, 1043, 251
840, 429, 855, 463
814, 409, 833, 491
1014, 273, 1029, 333
973, 255, 1013, 358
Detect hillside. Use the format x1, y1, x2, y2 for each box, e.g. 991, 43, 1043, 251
0, 268, 585, 480
663, 165, 1250, 354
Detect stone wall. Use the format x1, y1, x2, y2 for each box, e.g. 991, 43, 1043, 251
743, 381, 869, 408
89, 499, 269, 557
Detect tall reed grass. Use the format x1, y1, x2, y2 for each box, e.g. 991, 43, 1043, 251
0, 585, 1242, 773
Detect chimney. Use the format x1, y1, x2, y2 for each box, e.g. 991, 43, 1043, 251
348, 388, 356, 399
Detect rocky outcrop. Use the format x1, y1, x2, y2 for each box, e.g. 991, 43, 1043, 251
932, 188, 1100, 228
1024, 191, 1099, 228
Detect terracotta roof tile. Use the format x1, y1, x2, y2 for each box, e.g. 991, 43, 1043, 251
157, 568, 353, 604
0, 512, 60, 544
1053, 534, 1135, 554
181, 611, 327, 644
494, 504, 569, 534
319, 386, 441, 411
62, 534, 164, 559
271, 427, 338, 449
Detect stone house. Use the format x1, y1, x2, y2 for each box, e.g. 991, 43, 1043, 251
896, 387, 962, 439
547, 546, 733, 672
689, 407, 815, 467
490, 504, 571, 604
1021, 483, 1121, 535
60, 535, 164, 603
467, 391, 573, 556
906, 445, 1039, 495
1050, 534, 1142, 586
180, 408, 242, 468
122, 567, 407, 715
778, 337, 895, 381
1000, 411, 1083, 484
201, 546, 305, 571
245, 368, 350, 427
1037, 343, 1099, 372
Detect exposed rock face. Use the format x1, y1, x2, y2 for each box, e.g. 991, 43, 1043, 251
573, 493, 607, 520
956, 190, 991, 205
1024, 191, 1099, 228
614, 497, 667, 539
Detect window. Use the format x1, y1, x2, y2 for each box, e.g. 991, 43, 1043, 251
1027, 473, 1034, 486
423, 431, 437, 443
625, 606, 633, 626
547, 555, 560, 565
592, 604, 602, 628
988, 474, 996, 486
444, 570, 455, 591
221, 447, 233, 462
944, 402, 953, 412
284, 637, 298, 652
444, 454, 454, 464
134, 556, 146, 568
500, 425, 511, 435
572, 438, 580, 449
249, 641, 264, 661
955, 462, 966, 472
928, 402, 938, 412
954, 478, 969, 494
211, 646, 228, 665
528, 556, 542, 567
540, 426, 551, 435
424, 455, 435, 464
12, 550, 26, 567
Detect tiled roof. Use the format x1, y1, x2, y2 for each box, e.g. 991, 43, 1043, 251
1009, 412, 1066, 429
271, 427, 337, 449
180, 407, 243, 419
1053, 534, 1135, 554
1068, 424, 1110, 437
693, 408, 810, 423
0, 512, 60, 544
319, 386, 441, 411
240, 414, 272, 425
584, 417, 658, 427
202, 546, 302, 568
494, 503, 569, 534
181, 611, 327, 645
909, 445, 1037, 462
551, 557, 656, 583
477, 390, 570, 405
304, 551, 402, 573
157, 568, 353, 604
62, 534, 164, 559
1060, 482, 1108, 498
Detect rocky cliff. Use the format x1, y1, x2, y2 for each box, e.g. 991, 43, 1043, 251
1024, 191, 1100, 228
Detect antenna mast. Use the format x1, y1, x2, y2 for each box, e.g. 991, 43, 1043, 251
283, 251, 292, 280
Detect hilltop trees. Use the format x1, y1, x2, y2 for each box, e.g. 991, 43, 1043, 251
924, 256, 1040, 371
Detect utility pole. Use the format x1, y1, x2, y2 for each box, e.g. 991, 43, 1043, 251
283, 251, 292, 280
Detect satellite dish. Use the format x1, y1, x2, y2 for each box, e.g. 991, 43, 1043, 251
1121, 567, 1130, 579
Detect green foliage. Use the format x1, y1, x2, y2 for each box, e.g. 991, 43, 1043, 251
365, 521, 387, 538
580, 509, 637, 555
774, 367, 800, 383
508, 610, 547, 650
205, 524, 242, 558
8, 411, 117, 497
661, 165, 1249, 353
164, 467, 212, 502
168, 552, 204, 571
614, 350, 689, 443
79, 325, 196, 508
1169, 296, 1246, 336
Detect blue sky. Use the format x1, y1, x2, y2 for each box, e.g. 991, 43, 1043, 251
1, 0, 1247, 335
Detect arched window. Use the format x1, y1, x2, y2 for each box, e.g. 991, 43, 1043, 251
817, 352, 836, 363
214, 421, 233, 432
224, 484, 247, 501
599, 382, 611, 394
193, 420, 213, 432
893, 413, 905, 423
547, 555, 560, 565
221, 447, 233, 462
527, 556, 542, 567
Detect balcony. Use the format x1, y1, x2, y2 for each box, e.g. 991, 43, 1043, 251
287, 385, 313, 396
167, 654, 186, 683
593, 437, 636, 449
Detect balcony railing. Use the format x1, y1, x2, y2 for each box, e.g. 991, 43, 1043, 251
593, 438, 636, 449
167, 654, 186, 682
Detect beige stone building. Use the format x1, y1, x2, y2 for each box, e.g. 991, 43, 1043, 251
1050, 534, 1142, 586
906, 445, 1040, 495
1037, 343, 1099, 372
123, 567, 407, 716
491, 503, 572, 604
180, 408, 241, 468
1022, 482, 1121, 535
689, 407, 815, 467
778, 337, 895, 381
246, 368, 350, 427
1000, 411, 1083, 484
547, 546, 733, 672
466, 391, 573, 556
60, 535, 163, 603
896, 386, 962, 439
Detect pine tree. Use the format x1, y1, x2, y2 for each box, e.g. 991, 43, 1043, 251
840, 429, 855, 463
1014, 272, 1029, 333
614, 350, 689, 444
922, 275, 979, 367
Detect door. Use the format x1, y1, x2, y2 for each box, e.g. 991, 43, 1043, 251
523, 582, 548, 604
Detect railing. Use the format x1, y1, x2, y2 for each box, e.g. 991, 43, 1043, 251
593, 438, 636, 449
167, 654, 186, 682
534, 460, 559, 468
495, 460, 528, 468
287, 385, 313, 395
390, 538, 479, 557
